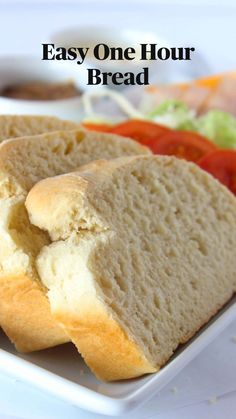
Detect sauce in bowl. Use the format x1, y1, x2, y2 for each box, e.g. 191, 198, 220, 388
1, 81, 81, 101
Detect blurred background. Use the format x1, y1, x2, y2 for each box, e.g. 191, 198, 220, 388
0, 0, 235, 119
1, 0, 236, 77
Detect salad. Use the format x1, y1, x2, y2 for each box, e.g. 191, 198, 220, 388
82, 72, 236, 195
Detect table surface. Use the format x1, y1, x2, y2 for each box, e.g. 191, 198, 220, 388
0, 1, 236, 418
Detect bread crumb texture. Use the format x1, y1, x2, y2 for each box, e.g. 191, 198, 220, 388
0, 129, 150, 352
26, 155, 236, 380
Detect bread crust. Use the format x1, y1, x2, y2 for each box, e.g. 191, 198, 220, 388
0, 115, 79, 142
54, 298, 156, 381
0, 273, 68, 352
27, 155, 236, 379
26, 157, 147, 238
53, 290, 235, 381
0, 132, 150, 352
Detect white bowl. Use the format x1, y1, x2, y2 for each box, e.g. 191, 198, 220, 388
0, 55, 86, 122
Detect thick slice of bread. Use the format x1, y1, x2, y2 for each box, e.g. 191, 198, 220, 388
0, 130, 150, 352
26, 155, 236, 381
0, 115, 79, 142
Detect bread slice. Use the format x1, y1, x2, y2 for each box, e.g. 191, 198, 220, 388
0, 115, 79, 142
26, 155, 236, 381
0, 130, 150, 352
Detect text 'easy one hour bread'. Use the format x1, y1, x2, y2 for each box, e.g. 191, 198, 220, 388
26, 155, 236, 381
0, 129, 150, 352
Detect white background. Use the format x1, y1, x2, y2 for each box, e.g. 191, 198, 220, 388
0, 1, 236, 418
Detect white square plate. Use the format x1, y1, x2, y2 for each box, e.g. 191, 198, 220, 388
0, 297, 235, 416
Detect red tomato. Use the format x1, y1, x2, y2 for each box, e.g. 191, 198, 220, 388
111, 120, 171, 151
82, 123, 112, 132
151, 130, 217, 162
198, 150, 236, 195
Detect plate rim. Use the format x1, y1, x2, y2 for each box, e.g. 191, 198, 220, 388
0, 298, 235, 416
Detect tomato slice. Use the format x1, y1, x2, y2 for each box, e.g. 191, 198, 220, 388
198, 150, 236, 195
82, 123, 112, 132
151, 130, 217, 162
111, 120, 171, 151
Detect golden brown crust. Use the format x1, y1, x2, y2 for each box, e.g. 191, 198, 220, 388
27, 155, 236, 379
52, 273, 235, 381
54, 299, 156, 381
25, 156, 147, 237
0, 273, 68, 352
0, 130, 150, 352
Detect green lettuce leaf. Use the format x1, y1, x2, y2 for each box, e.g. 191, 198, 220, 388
197, 110, 236, 148
147, 100, 198, 131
